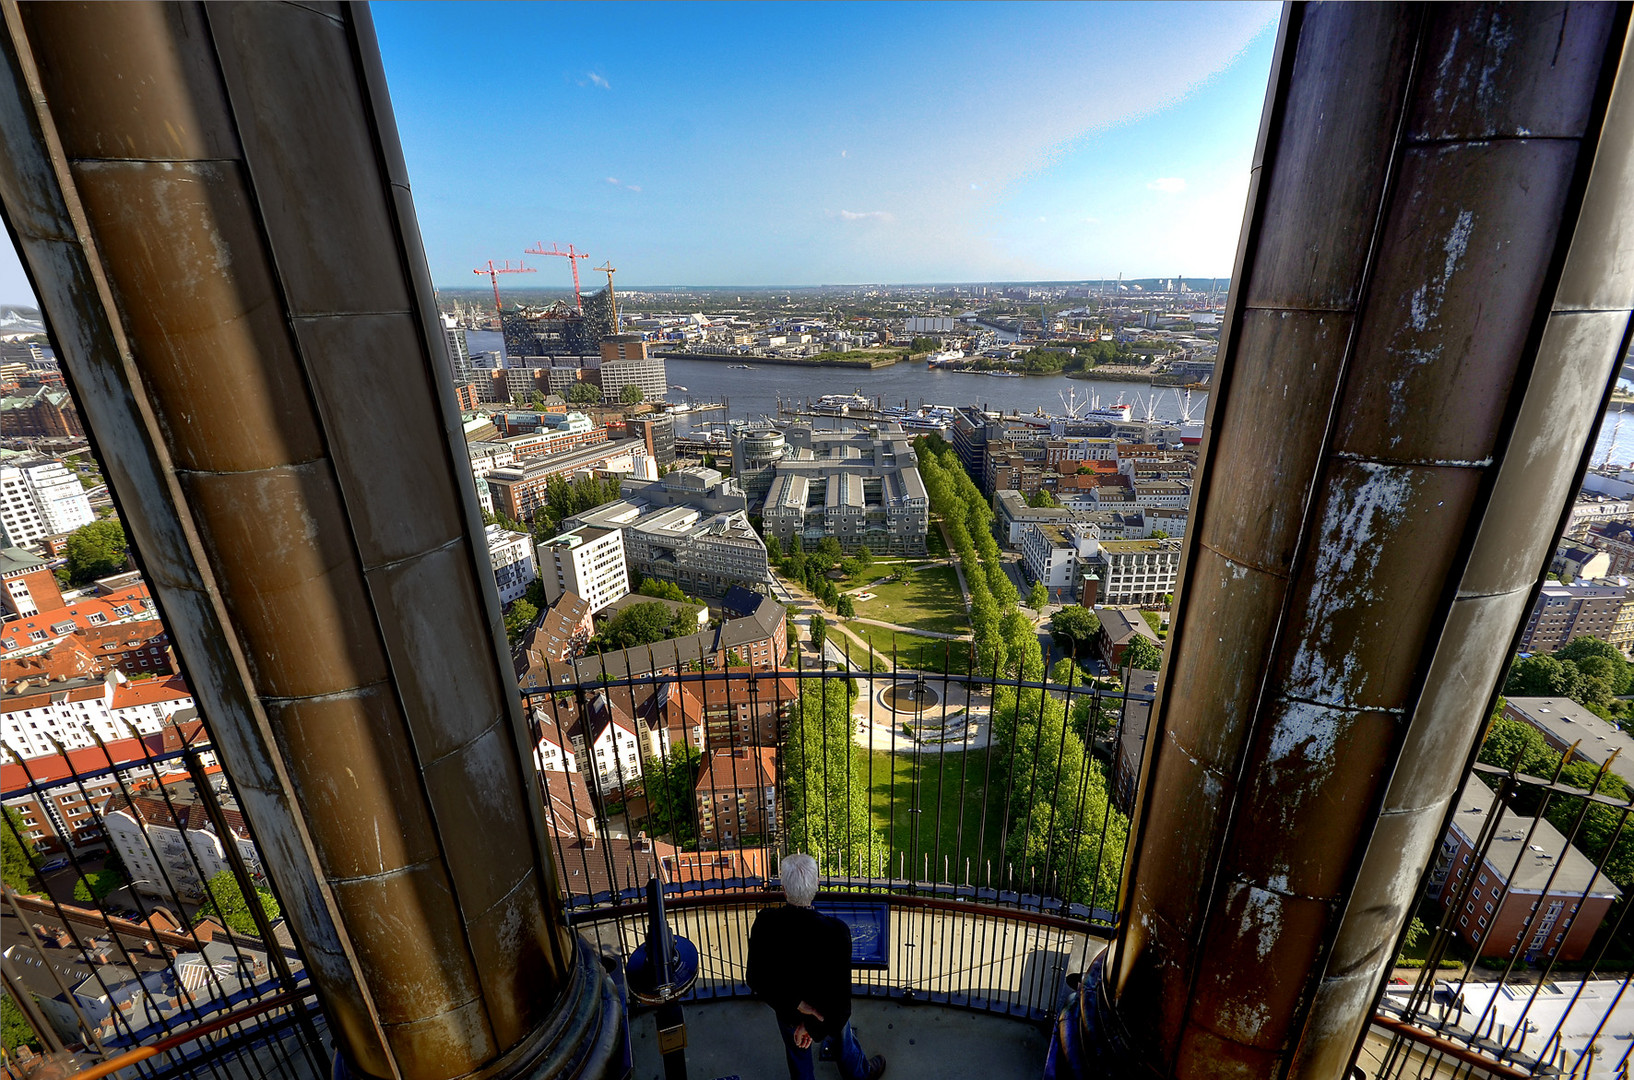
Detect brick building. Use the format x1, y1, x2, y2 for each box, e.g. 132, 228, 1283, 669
0, 385, 81, 438
1428, 778, 1619, 962
695, 746, 778, 846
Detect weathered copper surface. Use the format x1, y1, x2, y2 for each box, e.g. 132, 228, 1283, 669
1106, 5, 1634, 1078
0, 3, 593, 1079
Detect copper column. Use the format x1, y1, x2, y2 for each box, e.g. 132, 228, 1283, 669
0, 4, 624, 1080
1075, 3, 1634, 1077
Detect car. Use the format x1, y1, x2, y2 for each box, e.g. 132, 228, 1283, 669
37, 857, 70, 874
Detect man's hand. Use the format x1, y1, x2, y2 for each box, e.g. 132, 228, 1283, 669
793, 1024, 813, 1050
797, 1001, 825, 1021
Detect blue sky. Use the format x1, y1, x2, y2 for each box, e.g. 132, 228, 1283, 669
0, 1, 1279, 303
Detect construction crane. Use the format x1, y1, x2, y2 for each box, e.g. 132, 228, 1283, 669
526, 243, 590, 313
594, 261, 618, 329
473, 259, 536, 315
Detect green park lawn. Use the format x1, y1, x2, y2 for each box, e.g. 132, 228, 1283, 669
844, 624, 972, 675
866, 749, 1006, 883
850, 565, 967, 634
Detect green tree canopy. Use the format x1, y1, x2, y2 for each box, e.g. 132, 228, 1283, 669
1028, 581, 1049, 610
1027, 489, 1059, 509
645, 744, 701, 848
836, 595, 855, 619
639, 579, 689, 603
195, 868, 280, 937
785, 684, 884, 876
504, 599, 538, 646
1505, 655, 1583, 699
567, 381, 602, 404
64, 520, 128, 584
533, 472, 623, 538
1050, 605, 1101, 652
619, 384, 645, 405
2, 994, 39, 1055
2, 808, 40, 895
1123, 636, 1163, 672
72, 868, 127, 903
809, 613, 827, 652
595, 601, 698, 651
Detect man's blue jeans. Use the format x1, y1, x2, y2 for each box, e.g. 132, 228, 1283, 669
777, 1017, 867, 1080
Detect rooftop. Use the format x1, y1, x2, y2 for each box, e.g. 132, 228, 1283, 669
1451, 777, 1620, 898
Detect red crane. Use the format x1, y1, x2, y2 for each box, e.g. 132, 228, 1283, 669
473, 259, 536, 314
525, 243, 590, 313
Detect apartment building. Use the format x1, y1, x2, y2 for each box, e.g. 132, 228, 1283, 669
102, 775, 261, 903
1428, 777, 1619, 962
483, 523, 538, 604
1584, 521, 1634, 577
759, 424, 929, 556
2, 673, 196, 763
0, 454, 94, 548
695, 746, 778, 846
485, 440, 653, 522
1518, 581, 1627, 653
537, 526, 629, 613
0, 385, 82, 439
1020, 521, 1101, 592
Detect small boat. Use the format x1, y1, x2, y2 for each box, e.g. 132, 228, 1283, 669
668, 384, 689, 392
669, 402, 694, 413
728, 363, 753, 370
986, 370, 1023, 378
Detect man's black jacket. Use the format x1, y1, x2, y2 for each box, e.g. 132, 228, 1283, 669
745, 903, 854, 1040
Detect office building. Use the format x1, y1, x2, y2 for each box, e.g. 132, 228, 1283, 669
484, 523, 538, 605
1519, 581, 1627, 653
759, 424, 929, 555
568, 468, 770, 598
440, 312, 471, 381
731, 425, 788, 501
485, 440, 654, 522
625, 414, 676, 466
0, 453, 94, 547
537, 526, 628, 613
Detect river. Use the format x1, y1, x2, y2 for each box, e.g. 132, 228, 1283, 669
465, 330, 1206, 431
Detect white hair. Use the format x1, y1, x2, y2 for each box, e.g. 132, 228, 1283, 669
781, 853, 818, 907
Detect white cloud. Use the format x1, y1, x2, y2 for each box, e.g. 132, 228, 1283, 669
606, 177, 641, 193
626, 184, 642, 193
835, 209, 894, 223
605, 177, 620, 185
1147, 177, 1187, 193
588, 72, 610, 89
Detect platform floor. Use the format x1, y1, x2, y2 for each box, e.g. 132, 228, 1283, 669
628, 997, 1051, 1080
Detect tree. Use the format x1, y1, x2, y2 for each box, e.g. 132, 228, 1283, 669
1558, 636, 1634, 695
72, 869, 126, 903
1027, 489, 1059, 509
1478, 716, 1555, 776
645, 745, 702, 848
1, 807, 40, 895
1123, 636, 1163, 672
854, 545, 873, 569
529, 390, 547, 410
2, 994, 39, 1055
595, 601, 699, 651
1028, 581, 1049, 610
809, 613, 827, 653
505, 599, 538, 646
567, 381, 602, 404
1150, 529, 1170, 540
195, 868, 280, 937
619, 384, 645, 406
1505, 655, 1583, 699
639, 579, 689, 603
784, 684, 885, 876
64, 520, 128, 584
1050, 605, 1101, 653
818, 537, 843, 561
765, 535, 783, 561
836, 595, 856, 619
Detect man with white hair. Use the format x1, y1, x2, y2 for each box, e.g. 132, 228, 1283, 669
746, 853, 886, 1080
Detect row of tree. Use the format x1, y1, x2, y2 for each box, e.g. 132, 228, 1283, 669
1505, 635, 1633, 718
765, 533, 871, 617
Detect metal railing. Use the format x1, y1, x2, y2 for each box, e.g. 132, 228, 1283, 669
1, 729, 325, 1080
1369, 757, 1634, 1079
524, 642, 1148, 1023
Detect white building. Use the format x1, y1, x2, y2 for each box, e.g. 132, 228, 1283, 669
1020, 521, 1103, 592
102, 776, 260, 902
0, 455, 93, 547
484, 523, 538, 604
1133, 479, 1191, 508
465, 441, 516, 516
566, 691, 644, 794
538, 526, 628, 613
1092, 538, 1183, 606
1, 673, 196, 763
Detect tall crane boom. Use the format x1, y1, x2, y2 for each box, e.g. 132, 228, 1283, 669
473, 259, 537, 314
525, 243, 590, 313
594, 261, 618, 329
